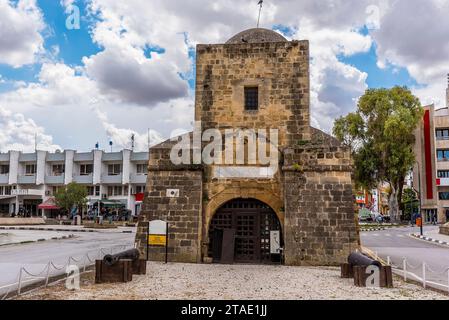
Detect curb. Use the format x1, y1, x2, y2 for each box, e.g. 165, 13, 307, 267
0, 234, 76, 247
0, 226, 97, 233
360, 228, 386, 232
0, 226, 134, 234
411, 234, 449, 247
359, 225, 411, 232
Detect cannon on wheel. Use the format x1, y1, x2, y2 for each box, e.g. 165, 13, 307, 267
95, 248, 146, 284
348, 252, 382, 268
103, 249, 140, 266
340, 251, 393, 288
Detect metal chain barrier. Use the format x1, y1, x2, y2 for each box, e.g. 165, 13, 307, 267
50, 261, 67, 271
425, 264, 449, 275
1, 244, 133, 299
21, 264, 50, 278
405, 260, 422, 270
0, 270, 21, 301
383, 255, 449, 293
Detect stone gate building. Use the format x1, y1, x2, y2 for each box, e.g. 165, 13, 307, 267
135, 28, 359, 266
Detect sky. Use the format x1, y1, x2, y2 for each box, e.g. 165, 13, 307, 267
0, 0, 448, 153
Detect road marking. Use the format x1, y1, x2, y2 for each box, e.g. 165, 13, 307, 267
385, 234, 391, 237
397, 235, 404, 238
372, 234, 379, 237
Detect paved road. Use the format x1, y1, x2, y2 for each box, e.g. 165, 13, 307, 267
0, 229, 135, 297
361, 226, 449, 291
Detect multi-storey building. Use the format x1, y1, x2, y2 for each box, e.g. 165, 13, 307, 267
413, 77, 449, 224
0, 149, 149, 218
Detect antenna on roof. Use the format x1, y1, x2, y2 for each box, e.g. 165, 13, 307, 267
257, 0, 263, 28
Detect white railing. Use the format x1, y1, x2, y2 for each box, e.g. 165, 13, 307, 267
375, 252, 449, 293
0, 244, 132, 300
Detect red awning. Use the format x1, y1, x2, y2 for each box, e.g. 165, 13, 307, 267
38, 204, 60, 210
38, 198, 60, 210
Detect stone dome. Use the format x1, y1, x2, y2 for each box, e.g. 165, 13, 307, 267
226, 28, 287, 44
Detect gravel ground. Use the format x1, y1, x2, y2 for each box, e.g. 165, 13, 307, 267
18, 262, 448, 300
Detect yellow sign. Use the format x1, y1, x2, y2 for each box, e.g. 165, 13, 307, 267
148, 235, 167, 246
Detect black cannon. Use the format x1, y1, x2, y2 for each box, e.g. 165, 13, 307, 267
348, 252, 382, 268
103, 249, 140, 266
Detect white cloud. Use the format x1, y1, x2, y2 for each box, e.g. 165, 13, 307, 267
0, 106, 60, 153
3, 0, 448, 151
81, 0, 375, 132
1, 63, 98, 108
294, 21, 371, 131
0, 0, 45, 67
93, 107, 164, 152
83, 47, 188, 106
372, 0, 449, 108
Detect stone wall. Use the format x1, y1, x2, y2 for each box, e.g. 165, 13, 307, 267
135, 140, 203, 263
195, 40, 311, 146
282, 137, 359, 266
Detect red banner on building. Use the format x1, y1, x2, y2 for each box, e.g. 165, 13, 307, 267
423, 110, 434, 199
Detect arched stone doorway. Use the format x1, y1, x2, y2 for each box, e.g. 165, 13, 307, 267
208, 198, 283, 264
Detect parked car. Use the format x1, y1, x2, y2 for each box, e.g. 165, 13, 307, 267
358, 208, 372, 222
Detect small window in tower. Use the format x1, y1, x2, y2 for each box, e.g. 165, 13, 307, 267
244, 87, 259, 111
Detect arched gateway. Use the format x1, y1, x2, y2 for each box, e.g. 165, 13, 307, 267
208, 198, 282, 264
134, 27, 359, 266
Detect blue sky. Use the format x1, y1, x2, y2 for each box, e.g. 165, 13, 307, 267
339, 45, 421, 89
0, 0, 100, 91
38, 0, 100, 66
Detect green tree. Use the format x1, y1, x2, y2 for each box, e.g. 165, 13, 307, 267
333, 86, 423, 222
55, 182, 88, 216
402, 188, 419, 221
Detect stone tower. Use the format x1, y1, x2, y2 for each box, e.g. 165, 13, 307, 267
135, 28, 359, 266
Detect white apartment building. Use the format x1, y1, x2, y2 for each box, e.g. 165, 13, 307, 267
0, 149, 149, 217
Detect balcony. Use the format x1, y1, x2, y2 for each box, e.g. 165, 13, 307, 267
102, 152, 122, 162
131, 152, 149, 162
18, 175, 36, 184
73, 174, 93, 184
45, 175, 65, 185
101, 174, 123, 184
47, 153, 65, 162
19, 153, 37, 162
0, 174, 8, 184
130, 173, 147, 184
74, 153, 93, 162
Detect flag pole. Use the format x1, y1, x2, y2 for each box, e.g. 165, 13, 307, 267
257, 1, 263, 28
